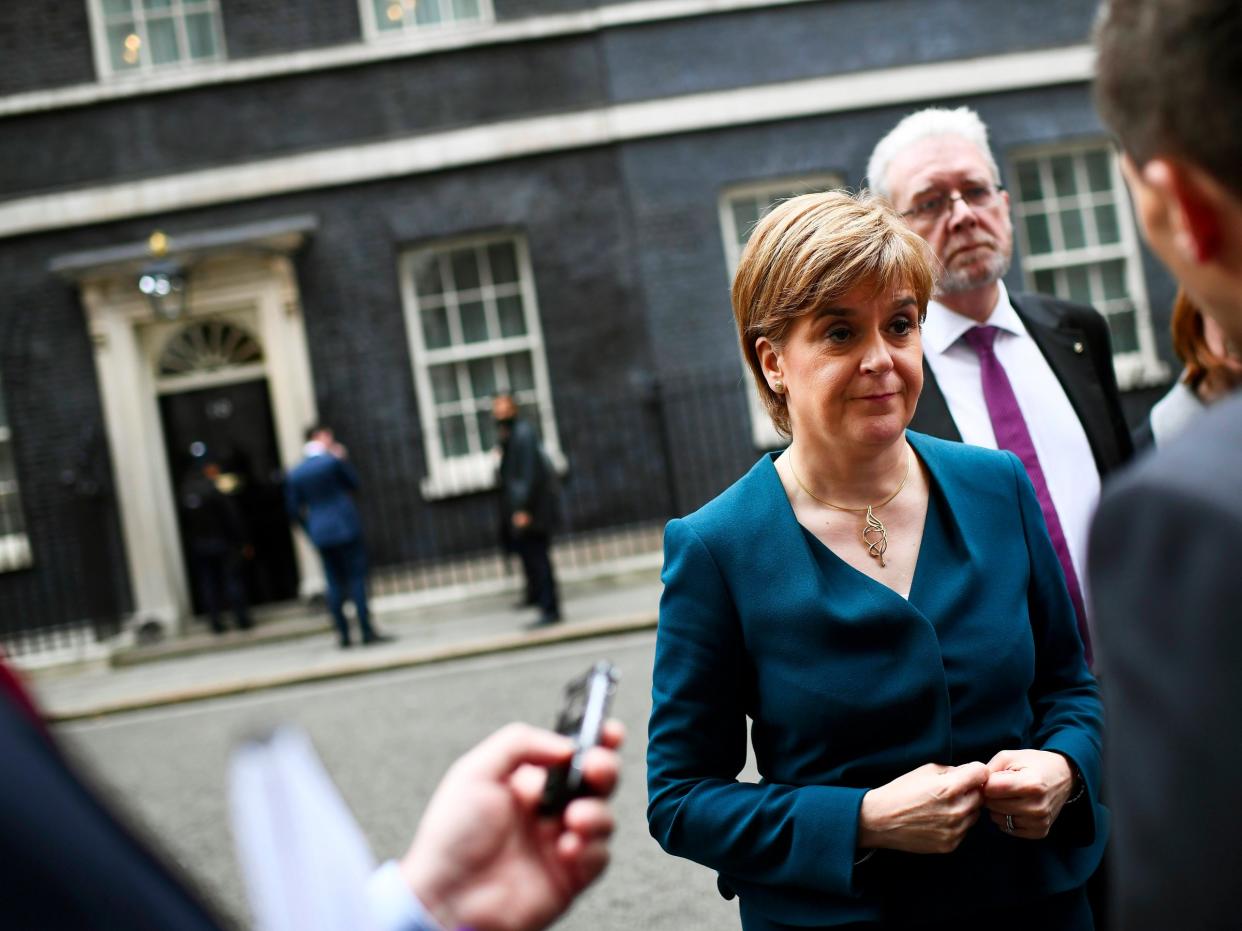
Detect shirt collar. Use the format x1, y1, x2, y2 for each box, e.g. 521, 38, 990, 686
922, 280, 1027, 355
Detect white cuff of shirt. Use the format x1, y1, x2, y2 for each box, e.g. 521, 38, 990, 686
366, 860, 447, 931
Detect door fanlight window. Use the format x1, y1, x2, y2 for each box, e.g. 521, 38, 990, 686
157, 319, 264, 377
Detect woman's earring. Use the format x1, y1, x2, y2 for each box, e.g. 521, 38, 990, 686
773, 380, 785, 394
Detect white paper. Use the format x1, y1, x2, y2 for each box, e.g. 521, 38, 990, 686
229, 726, 381, 931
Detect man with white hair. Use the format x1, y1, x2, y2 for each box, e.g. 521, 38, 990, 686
867, 107, 1132, 663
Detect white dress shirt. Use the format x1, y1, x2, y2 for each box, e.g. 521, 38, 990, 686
921, 282, 1100, 602
367, 861, 445, 931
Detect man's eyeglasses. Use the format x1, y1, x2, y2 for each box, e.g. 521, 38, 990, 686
900, 183, 1006, 224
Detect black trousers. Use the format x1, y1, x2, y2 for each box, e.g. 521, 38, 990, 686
318, 538, 374, 644
739, 886, 1093, 931
191, 550, 251, 632
515, 531, 559, 618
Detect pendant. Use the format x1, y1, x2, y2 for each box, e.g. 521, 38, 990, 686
862, 505, 889, 567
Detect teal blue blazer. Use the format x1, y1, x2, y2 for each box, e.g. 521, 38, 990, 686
647, 431, 1106, 928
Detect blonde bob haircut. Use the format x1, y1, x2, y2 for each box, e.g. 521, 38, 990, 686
732, 189, 937, 437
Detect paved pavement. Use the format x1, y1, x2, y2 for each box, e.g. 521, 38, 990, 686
29, 567, 663, 722
59, 631, 743, 931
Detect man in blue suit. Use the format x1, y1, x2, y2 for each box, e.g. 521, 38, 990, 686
286, 424, 389, 647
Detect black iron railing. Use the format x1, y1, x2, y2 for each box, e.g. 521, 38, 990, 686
1, 368, 769, 656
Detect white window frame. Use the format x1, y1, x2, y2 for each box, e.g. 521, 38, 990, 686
358, 0, 494, 44
399, 232, 562, 499
0, 421, 32, 573
86, 0, 226, 81
1009, 140, 1168, 390
718, 173, 844, 449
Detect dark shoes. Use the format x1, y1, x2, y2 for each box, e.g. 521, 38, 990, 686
525, 614, 562, 630
210, 619, 252, 636
340, 631, 394, 648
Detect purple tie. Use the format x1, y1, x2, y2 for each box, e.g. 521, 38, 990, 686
962, 325, 1092, 665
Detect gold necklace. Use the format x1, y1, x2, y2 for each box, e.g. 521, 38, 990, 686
788, 448, 913, 567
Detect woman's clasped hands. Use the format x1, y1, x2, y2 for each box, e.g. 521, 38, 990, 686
856, 750, 1075, 855
980, 749, 1076, 841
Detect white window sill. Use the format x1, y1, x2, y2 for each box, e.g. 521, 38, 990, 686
420, 449, 567, 501
364, 20, 493, 46
98, 57, 226, 85
0, 533, 32, 572
1114, 354, 1171, 392
420, 456, 499, 500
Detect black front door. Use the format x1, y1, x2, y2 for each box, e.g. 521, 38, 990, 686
160, 379, 299, 616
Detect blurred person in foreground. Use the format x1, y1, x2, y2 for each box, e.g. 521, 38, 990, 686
0, 648, 622, 931
867, 107, 1133, 667
493, 393, 562, 628
1134, 287, 1242, 448
647, 191, 1104, 930
1090, 0, 1242, 927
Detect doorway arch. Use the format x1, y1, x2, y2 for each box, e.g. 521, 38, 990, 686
77, 244, 323, 634
155, 317, 300, 619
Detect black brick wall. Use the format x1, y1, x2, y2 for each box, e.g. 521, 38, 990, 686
0, 236, 132, 628
0, 0, 1176, 633
0, 34, 608, 198
220, 0, 362, 58
0, 145, 653, 625
601, 0, 1097, 104
619, 84, 1175, 385
0, 3, 96, 96
2, 0, 1102, 198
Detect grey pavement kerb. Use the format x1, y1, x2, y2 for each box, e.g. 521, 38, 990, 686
30, 570, 663, 724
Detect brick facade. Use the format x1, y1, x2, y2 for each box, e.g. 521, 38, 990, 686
0, 0, 1174, 636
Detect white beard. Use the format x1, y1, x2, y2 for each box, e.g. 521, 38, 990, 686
935, 247, 1012, 297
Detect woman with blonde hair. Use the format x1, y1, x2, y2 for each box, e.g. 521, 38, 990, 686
647, 191, 1104, 929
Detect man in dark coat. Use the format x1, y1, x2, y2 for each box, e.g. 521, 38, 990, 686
1090, 1, 1242, 927
285, 424, 389, 647
493, 394, 561, 627
866, 106, 1133, 669
179, 452, 252, 634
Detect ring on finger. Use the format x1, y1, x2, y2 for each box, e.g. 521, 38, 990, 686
1004, 814, 1015, 833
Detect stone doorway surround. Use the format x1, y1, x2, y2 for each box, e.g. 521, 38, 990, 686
50, 216, 323, 636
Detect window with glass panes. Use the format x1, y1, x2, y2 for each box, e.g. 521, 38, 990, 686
0, 379, 31, 572
363, 0, 490, 37
91, 0, 223, 76
1010, 143, 1165, 386
401, 235, 558, 493
718, 174, 844, 447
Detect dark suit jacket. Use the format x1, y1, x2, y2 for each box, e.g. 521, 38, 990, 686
0, 694, 223, 929
180, 472, 248, 557
285, 452, 363, 548
497, 419, 559, 536
1089, 391, 1242, 930
647, 431, 1106, 929
909, 292, 1133, 475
